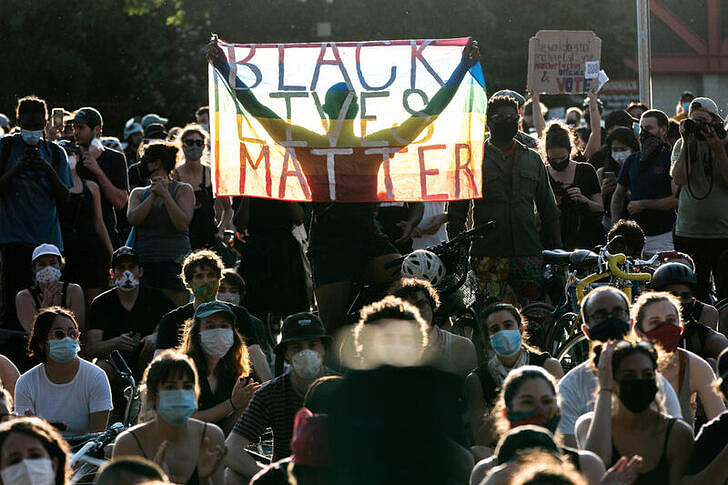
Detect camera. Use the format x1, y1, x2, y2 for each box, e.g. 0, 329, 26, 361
683, 117, 727, 141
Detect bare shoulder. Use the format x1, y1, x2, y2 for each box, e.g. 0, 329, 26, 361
197, 419, 225, 443
667, 417, 694, 449
86, 179, 101, 194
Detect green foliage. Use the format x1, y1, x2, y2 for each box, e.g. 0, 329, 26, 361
0, 0, 637, 136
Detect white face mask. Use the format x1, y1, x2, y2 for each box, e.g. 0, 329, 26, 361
114, 270, 139, 292
200, 328, 234, 358
291, 349, 324, 380
216, 292, 240, 306
0, 457, 55, 485
611, 150, 632, 164
35, 266, 61, 284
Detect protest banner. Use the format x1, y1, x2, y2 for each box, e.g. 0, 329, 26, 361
527, 30, 601, 94
209, 37, 486, 202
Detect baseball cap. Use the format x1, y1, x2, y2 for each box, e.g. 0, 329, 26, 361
32, 244, 62, 263
111, 246, 140, 268
494, 425, 561, 465
141, 113, 169, 129
274, 312, 330, 355
71, 107, 103, 128
194, 301, 236, 322
718, 347, 728, 380
690, 97, 720, 119
143, 123, 168, 140
124, 122, 143, 141
491, 90, 526, 108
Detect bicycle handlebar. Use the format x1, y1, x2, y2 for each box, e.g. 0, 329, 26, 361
606, 254, 652, 282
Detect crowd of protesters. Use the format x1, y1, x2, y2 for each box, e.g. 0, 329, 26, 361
0, 38, 726, 485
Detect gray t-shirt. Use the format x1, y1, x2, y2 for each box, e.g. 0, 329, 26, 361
557, 360, 682, 436
672, 138, 728, 238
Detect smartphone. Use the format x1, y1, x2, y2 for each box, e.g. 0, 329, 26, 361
52, 108, 64, 129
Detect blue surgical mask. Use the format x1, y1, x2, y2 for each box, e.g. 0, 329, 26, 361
21, 129, 43, 145
157, 389, 197, 426
48, 337, 80, 363
490, 329, 522, 357
682, 102, 691, 114
633, 121, 640, 136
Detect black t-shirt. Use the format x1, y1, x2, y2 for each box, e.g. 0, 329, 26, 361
685, 410, 728, 475
156, 302, 263, 350
77, 147, 129, 238
549, 162, 604, 250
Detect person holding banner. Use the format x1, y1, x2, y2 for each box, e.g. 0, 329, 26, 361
208, 38, 482, 333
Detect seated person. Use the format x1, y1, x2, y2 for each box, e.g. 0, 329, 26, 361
0, 417, 72, 485
225, 312, 333, 481
94, 456, 169, 485
605, 219, 645, 258
15, 244, 84, 333
466, 304, 562, 448
0, 354, 19, 400
113, 351, 226, 484
155, 250, 272, 381
390, 277, 477, 377
650, 262, 727, 361
14, 307, 112, 435
86, 246, 176, 378
180, 302, 260, 434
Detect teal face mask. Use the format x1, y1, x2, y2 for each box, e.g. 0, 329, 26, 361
48, 337, 80, 363
190, 281, 218, 304
489, 329, 522, 357
21, 129, 43, 145
157, 389, 197, 426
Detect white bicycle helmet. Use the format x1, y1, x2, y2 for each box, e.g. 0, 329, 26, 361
401, 249, 446, 286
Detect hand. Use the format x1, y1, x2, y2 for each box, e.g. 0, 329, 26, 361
679, 119, 695, 142
198, 436, 226, 479
231, 378, 261, 410
420, 213, 448, 235
462, 39, 480, 63
111, 332, 138, 353
601, 176, 617, 194
150, 177, 170, 199
395, 221, 415, 244
81, 152, 102, 175
703, 124, 725, 151
141, 334, 156, 355
602, 455, 643, 485
207, 37, 228, 66
40, 281, 62, 307
626, 200, 645, 215
598, 341, 618, 392
588, 89, 599, 107
566, 186, 588, 204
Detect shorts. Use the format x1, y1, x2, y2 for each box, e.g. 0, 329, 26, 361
140, 261, 187, 292
308, 211, 398, 288
471, 255, 544, 308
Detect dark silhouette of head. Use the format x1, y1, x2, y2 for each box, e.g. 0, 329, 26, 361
323, 82, 359, 120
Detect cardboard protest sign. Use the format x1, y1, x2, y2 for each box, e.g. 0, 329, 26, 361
209, 37, 487, 202
527, 31, 601, 94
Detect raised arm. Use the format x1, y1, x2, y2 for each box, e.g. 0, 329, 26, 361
583, 90, 602, 159
531, 92, 546, 139
368, 39, 481, 145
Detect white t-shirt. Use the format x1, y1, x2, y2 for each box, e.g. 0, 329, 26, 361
412, 201, 448, 250
557, 360, 682, 436
14, 358, 113, 435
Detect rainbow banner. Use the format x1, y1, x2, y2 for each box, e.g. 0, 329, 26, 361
209, 37, 486, 202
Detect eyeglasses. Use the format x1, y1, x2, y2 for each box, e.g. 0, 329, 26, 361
587, 308, 629, 324
183, 139, 204, 147
490, 113, 519, 123
49, 328, 79, 341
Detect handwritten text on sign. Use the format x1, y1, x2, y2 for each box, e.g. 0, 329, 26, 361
527, 30, 602, 94
209, 38, 486, 202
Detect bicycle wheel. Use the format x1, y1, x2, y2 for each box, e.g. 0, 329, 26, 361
555, 333, 590, 374
543, 312, 580, 356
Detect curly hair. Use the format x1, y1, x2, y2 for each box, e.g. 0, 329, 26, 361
181, 249, 224, 288
487, 95, 519, 119
353, 296, 429, 355
179, 315, 251, 385
139, 141, 178, 174
389, 277, 440, 312
27, 307, 78, 362
0, 418, 70, 485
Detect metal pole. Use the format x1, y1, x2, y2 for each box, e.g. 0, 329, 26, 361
636, 0, 652, 106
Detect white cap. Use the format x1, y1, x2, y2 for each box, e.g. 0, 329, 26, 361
32, 243, 62, 262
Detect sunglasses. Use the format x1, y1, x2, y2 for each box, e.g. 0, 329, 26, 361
49, 328, 79, 341
183, 139, 204, 147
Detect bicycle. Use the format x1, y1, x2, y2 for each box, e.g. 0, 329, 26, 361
68, 351, 142, 484
540, 246, 661, 371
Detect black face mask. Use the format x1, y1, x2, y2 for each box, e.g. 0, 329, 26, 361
585, 317, 630, 343
618, 378, 657, 413
490, 121, 518, 143
680, 298, 696, 322
638, 130, 665, 164
548, 157, 570, 171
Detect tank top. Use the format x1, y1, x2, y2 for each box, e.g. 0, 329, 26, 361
433, 327, 457, 374
129, 423, 207, 485
611, 418, 676, 485
135, 181, 191, 263
184, 167, 217, 250
27, 282, 70, 310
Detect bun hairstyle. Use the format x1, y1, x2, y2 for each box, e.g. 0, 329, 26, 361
140, 141, 178, 174
540, 121, 574, 159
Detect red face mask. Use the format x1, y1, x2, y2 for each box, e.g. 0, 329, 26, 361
645, 322, 682, 353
